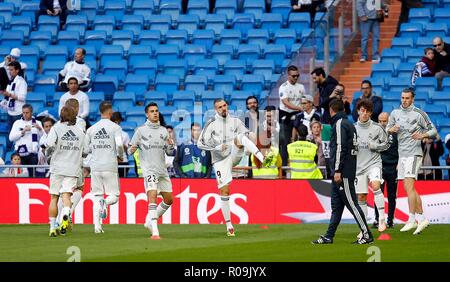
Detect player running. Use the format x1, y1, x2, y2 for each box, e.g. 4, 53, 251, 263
197, 99, 270, 237
84, 101, 124, 233
128, 102, 175, 240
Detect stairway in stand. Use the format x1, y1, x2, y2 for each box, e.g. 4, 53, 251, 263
332, 0, 402, 102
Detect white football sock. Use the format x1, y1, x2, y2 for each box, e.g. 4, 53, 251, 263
61, 207, 71, 224
157, 201, 171, 218
149, 204, 159, 236
105, 195, 118, 206
56, 197, 63, 223
358, 200, 368, 221
93, 197, 102, 230
220, 196, 233, 229
49, 217, 56, 231
70, 189, 82, 215
408, 213, 416, 223
373, 189, 385, 222
239, 134, 264, 162
416, 213, 426, 222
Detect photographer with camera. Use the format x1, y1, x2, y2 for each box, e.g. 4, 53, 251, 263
330, 83, 351, 116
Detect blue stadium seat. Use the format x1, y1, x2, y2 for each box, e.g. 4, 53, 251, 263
158, 105, 178, 122
408, 8, 431, 25
104, 0, 126, 22
93, 15, 115, 37
435, 117, 450, 132
274, 29, 297, 53
230, 90, 255, 100
399, 22, 423, 39
100, 45, 124, 67
0, 3, 13, 26
260, 13, 283, 38
29, 31, 52, 57
126, 106, 147, 124
423, 104, 447, 120
413, 91, 430, 103
387, 77, 410, 92
414, 77, 438, 92
247, 29, 270, 50
128, 45, 153, 69
65, 15, 88, 37
263, 44, 287, 67
288, 12, 311, 34
102, 59, 128, 84
33, 74, 57, 93
224, 60, 247, 82
423, 22, 448, 38
159, 0, 181, 22
269, 73, 281, 89
182, 44, 207, 68
27, 92, 47, 110
219, 29, 242, 50
57, 31, 80, 50
371, 62, 396, 80
84, 30, 108, 53
144, 91, 168, 106
204, 14, 226, 36
442, 77, 450, 92
120, 121, 138, 134
124, 74, 149, 95
404, 48, 423, 63
92, 75, 119, 94
241, 74, 265, 94
163, 60, 188, 81
177, 14, 200, 37
10, 16, 32, 39
230, 96, 248, 109
215, 0, 237, 23
232, 13, 255, 37
132, 60, 157, 84
112, 30, 134, 52
121, 15, 144, 37
20, 46, 40, 68
173, 90, 196, 108
380, 49, 403, 68
0, 30, 24, 48
44, 46, 68, 62
42, 59, 66, 76
391, 37, 414, 49
132, 0, 155, 26
89, 92, 106, 112
138, 30, 161, 47
382, 91, 399, 102
243, 0, 266, 21
415, 36, 434, 49
237, 44, 261, 65
192, 29, 216, 50
213, 75, 236, 95
155, 44, 180, 68
383, 101, 400, 113
187, 0, 209, 22
37, 15, 60, 38
185, 75, 208, 93
148, 14, 172, 36
397, 62, 416, 78
19, 1, 39, 25
155, 74, 180, 93
200, 90, 225, 110
270, 0, 291, 24
433, 8, 450, 24
165, 29, 188, 47
252, 59, 275, 81
211, 44, 234, 68
80, 1, 99, 25
193, 59, 219, 81
113, 91, 136, 113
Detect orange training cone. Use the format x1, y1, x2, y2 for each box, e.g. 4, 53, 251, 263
377, 233, 391, 241
260, 225, 269, 229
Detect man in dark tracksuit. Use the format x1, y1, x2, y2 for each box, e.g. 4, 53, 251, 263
312, 99, 373, 244
374, 112, 399, 228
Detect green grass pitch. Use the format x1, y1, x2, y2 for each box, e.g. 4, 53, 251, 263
1, 224, 449, 262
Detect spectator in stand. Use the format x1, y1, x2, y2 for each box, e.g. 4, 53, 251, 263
244, 95, 259, 135
411, 48, 436, 86
58, 48, 91, 92
311, 67, 339, 124
1, 61, 28, 134
111, 112, 130, 178
418, 134, 444, 180
395, 0, 423, 36
310, 120, 328, 178
351, 80, 383, 122
173, 122, 212, 178
1, 153, 29, 177
331, 83, 351, 116
291, 0, 324, 25
9, 104, 44, 177
433, 37, 450, 90
36, 0, 68, 28
445, 134, 450, 179
0, 48, 27, 91
58, 76, 90, 124
292, 95, 320, 141
36, 117, 56, 177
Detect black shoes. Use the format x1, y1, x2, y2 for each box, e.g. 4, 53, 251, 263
372, 221, 379, 229
352, 234, 374, 244
312, 235, 333, 244
387, 221, 394, 228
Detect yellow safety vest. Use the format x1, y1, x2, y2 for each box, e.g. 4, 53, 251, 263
133, 150, 142, 177
287, 141, 323, 179
251, 147, 280, 179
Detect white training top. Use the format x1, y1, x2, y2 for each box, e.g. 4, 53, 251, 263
60, 61, 91, 85
278, 81, 305, 113
58, 90, 90, 119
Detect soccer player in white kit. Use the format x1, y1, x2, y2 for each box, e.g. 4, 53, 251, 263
84, 101, 124, 233
354, 99, 389, 233
45, 106, 85, 236
128, 102, 175, 240
198, 99, 268, 236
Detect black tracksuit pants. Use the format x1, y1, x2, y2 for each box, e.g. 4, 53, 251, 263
325, 177, 371, 239
375, 164, 398, 224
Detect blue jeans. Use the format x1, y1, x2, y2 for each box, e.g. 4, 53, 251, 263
360, 19, 380, 59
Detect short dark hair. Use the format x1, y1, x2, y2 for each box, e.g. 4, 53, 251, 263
287, 65, 298, 72
67, 77, 79, 84
296, 124, 309, 140
8, 61, 21, 71
99, 101, 112, 114
246, 95, 258, 105
311, 67, 326, 78
111, 111, 124, 123
42, 117, 56, 125
329, 98, 344, 113
402, 87, 415, 98
145, 102, 158, 113
10, 153, 20, 160
166, 125, 173, 130
191, 122, 201, 129
213, 98, 226, 105
424, 47, 434, 54
22, 104, 33, 112
356, 98, 374, 113
361, 80, 372, 88
264, 105, 276, 111
76, 47, 86, 56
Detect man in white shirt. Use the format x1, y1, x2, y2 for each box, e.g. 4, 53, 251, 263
278, 65, 305, 169
9, 104, 44, 177
1, 61, 28, 133
58, 48, 91, 92
59, 76, 90, 122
